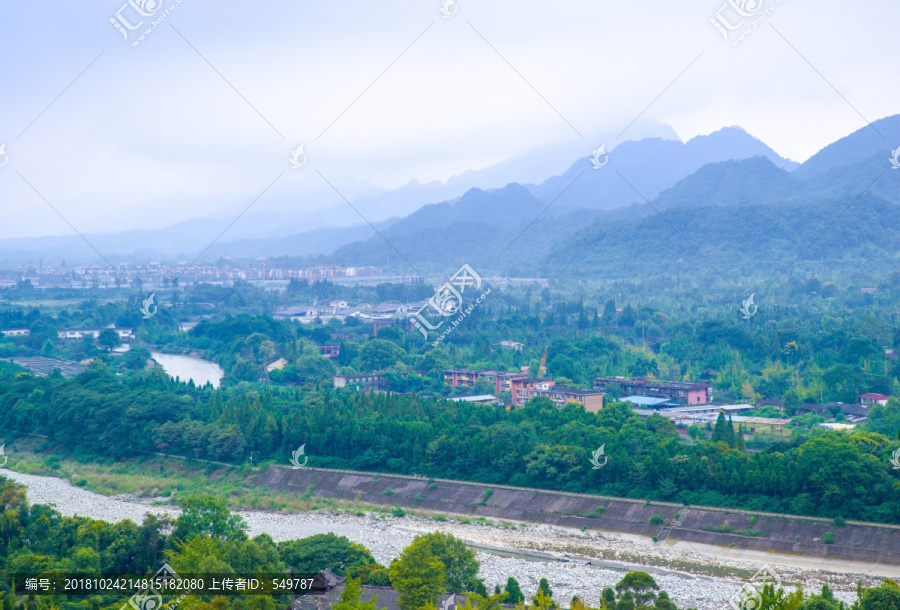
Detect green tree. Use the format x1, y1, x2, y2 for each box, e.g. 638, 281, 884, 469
389, 540, 446, 610
783, 387, 802, 417
98, 328, 122, 351
504, 577, 525, 604
600, 587, 616, 609
532, 579, 555, 609
171, 494, 248, 543
407, 532, 480, 592
653, 591, 677, 610
860, 580, 900, 610
333, 577, 382, 610
615, 572, 659, 607
358, 339, 406, 371
277, 533, 376, 576
798, 596, 841, 610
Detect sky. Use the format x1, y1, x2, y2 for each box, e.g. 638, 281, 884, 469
0, 0, 898, 240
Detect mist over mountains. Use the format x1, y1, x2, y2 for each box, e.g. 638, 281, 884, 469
333, 116, 900, 277
3, 117, 899, 279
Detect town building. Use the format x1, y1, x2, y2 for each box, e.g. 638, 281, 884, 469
798, 402, 870, 421
7, 356, 86, 377
444, 369, 528, 395
264, 357, 288, 373
273, 305, 361, 324
333, 374, 388, 392
317, 345, 341, 359
56, 327, 134, 342
634, 407, 790, 435
535, 386, 604, 413
594, 376, 712, 405
859, 393, 890, 406
178, 321, 199, 333
449, 394, 499, 405
0, 329, 29, 337
500, 340, 524, 350
508, 377, 603, 412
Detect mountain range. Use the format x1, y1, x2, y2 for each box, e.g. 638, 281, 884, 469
333, 116, 900, 278
3, 116, 899, 280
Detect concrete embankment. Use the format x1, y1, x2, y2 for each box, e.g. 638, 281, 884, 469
256, 465, 900, 566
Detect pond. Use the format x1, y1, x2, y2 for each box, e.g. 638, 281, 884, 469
151, 352, 224, 388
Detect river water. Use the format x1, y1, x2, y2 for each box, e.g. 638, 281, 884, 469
151, 352, 224, 388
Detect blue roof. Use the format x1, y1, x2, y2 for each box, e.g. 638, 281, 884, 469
450, 394, 497, 402
622, 395, 672, 406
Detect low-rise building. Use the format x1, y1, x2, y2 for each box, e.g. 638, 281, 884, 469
594, 376, 712, 405
535, 386, 604, 413
444, 368, 528, 395
449, 394, 499, 405
264, 357, 288, 372
0, 329, 29, 337
859, 393, 890, 406
500, 340, 524, 350
334, 373, 388, 392
317, 345, 340, 359
798, 402, 870, 419
57, 327, 134, 341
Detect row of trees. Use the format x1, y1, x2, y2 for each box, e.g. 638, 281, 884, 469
2, 362, 899, 523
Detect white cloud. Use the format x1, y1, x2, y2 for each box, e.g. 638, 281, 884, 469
0, 0, 897, 238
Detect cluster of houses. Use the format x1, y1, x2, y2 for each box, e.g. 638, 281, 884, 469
292, 570, 467, 610
443, 368, 605, 412
1, 327, 135, 342
274, 301, 415, 331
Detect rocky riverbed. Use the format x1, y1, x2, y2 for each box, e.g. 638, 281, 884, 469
2, 470, 879, 609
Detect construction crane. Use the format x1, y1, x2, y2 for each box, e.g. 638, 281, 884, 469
537, 346, 548, 378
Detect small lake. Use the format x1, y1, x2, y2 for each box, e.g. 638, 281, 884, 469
151, 352, 224, 388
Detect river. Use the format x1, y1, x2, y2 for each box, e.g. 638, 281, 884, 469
151, 352, 224, 388
0, 469, 874, 609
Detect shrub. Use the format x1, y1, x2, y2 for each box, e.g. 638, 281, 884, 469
649, 515, 664, 525
823, 531, 835, 544
391, 506, 406, 517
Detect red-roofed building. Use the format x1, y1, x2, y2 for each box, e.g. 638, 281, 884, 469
859, 393, 890, 406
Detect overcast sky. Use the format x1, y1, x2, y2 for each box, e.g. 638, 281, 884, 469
0, 0, 898, 239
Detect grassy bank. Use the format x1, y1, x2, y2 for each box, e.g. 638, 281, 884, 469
0, 436, 393, 516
